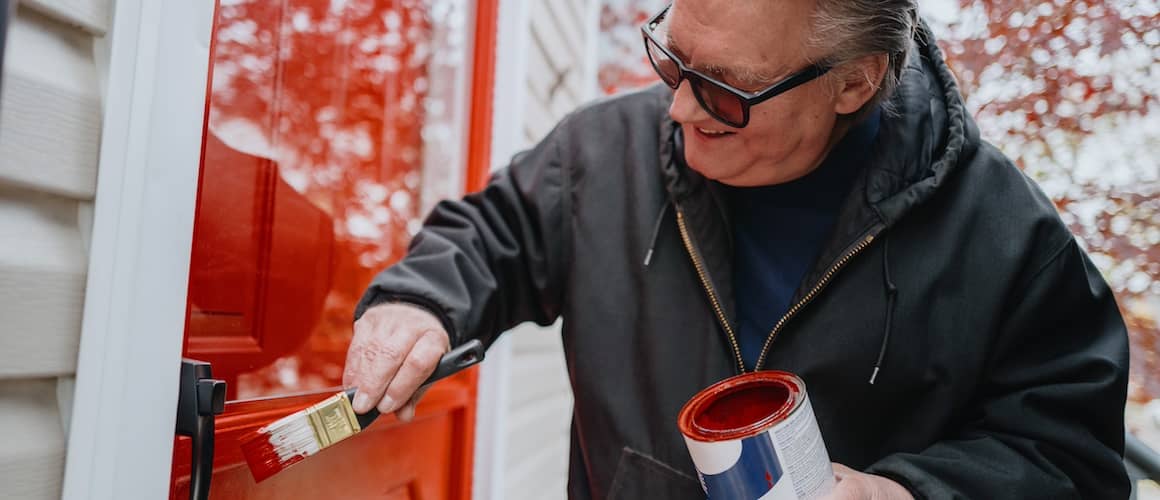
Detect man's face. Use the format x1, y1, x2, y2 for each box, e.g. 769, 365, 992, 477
663, 0, 843, 187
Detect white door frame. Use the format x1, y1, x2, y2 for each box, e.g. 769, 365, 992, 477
61, 0, 214, 498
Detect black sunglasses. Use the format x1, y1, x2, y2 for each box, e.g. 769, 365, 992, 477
641, 4, 831, 128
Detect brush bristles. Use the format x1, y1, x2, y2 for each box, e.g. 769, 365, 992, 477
240, 412, 321, 482
264, 412, 323, 461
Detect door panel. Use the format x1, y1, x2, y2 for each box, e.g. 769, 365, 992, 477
171, 0, 497, 496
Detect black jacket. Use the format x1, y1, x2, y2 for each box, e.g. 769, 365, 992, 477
357, 26, 1130, 499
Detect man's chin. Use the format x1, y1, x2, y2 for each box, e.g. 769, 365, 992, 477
686, 163, 723, 181
685, 158, 744, 185
688, 164, 777, 187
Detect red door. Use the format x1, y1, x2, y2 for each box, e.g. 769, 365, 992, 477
170, 0, 497, 497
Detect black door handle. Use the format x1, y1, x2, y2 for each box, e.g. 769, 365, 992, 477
176, 359, 226, 500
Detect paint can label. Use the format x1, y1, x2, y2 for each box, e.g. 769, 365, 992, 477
679, 372, 834, 499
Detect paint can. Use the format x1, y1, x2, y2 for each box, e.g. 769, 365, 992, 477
678, 371, 835, 500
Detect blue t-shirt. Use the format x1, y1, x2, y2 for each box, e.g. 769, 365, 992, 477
727, 110, 880, 369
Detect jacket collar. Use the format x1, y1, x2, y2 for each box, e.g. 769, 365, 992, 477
655, 20, 979, 318
659, 115, 738, 323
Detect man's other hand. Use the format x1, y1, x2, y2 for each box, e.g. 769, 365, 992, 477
343, 303, 450, 422
823, 463, 914, 500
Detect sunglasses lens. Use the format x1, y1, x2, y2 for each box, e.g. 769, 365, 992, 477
645, 37, 681, 88
691, 78, 746, 127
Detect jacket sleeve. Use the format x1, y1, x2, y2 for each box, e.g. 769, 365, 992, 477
353, 124, 570, 348
865, 237, 1131, 499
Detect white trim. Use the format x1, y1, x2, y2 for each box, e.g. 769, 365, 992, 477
473, 0, 532, 498
474, 335, 514, 500
61, 0, 214, 498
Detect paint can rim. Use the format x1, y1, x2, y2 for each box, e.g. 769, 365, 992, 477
678, 370, 805, 442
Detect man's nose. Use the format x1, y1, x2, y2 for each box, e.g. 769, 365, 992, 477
668, 80, 706, 124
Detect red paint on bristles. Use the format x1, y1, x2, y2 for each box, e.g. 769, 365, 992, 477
238, 396, 337, 482
239, 430, 304, 482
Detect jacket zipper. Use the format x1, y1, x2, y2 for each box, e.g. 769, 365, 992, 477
754, 234, 877, 370
675, 209, 747, 375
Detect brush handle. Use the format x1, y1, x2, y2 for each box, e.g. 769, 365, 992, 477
346, 338, 485, 428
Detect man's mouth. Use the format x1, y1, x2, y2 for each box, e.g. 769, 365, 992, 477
695, 127, 735, 138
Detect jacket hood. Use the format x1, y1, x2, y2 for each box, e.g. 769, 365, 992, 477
658, 21, 980, 228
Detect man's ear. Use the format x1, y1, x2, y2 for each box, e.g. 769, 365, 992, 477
832, 53, 889, 115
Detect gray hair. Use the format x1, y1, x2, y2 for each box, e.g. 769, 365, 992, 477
807, 0, 919, 117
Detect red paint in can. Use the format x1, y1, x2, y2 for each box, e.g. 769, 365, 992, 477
678, 371, 834, 499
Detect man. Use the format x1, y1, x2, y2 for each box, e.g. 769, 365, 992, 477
344, 0, 1131, 498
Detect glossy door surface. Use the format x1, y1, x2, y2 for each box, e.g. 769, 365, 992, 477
170, 0, 497, 497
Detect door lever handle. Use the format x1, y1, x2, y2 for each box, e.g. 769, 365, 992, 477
176, 359, 226, 500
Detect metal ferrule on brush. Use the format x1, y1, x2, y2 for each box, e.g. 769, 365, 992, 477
305, 392, 362, 448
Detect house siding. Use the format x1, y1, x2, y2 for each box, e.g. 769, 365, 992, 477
502, 0, 595, 498
0, 2, 108, 498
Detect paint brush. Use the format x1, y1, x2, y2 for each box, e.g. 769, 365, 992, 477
238, 339, 485, 482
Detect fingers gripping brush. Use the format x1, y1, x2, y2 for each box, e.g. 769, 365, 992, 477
239, 339, 484, 482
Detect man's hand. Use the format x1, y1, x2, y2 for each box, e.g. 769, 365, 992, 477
824, 464, 914, 500
343, 303, 450, 422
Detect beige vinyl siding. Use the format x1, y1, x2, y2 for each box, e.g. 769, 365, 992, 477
0, 187, 86, 377
0, 380, 68, 499
502, 0, 594, 498
21, 0, 110, 34
0, 2, 109, 498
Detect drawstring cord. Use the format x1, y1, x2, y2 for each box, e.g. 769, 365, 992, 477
643, 201, 672, 267
870, 236, 897, 384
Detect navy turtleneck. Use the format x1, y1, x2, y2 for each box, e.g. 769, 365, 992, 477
727, 109, 880, 370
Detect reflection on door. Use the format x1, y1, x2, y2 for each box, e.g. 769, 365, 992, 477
171, 0, 497, 497
188, 0, 471, 399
